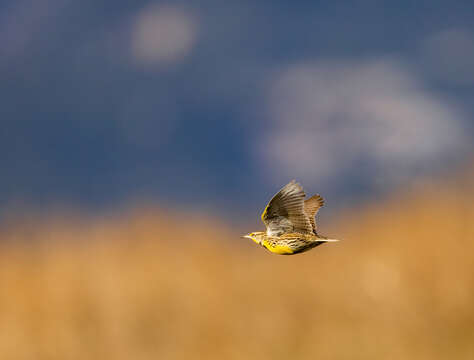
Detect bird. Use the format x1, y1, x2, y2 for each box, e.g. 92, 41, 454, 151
243, 180, 339, 255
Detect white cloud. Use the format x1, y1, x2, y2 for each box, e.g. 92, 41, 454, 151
420, 28, 474, 85
131, 4, 198, 66
259, 59, 467, 186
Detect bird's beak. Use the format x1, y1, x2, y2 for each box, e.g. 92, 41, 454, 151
242, 235, 252, 239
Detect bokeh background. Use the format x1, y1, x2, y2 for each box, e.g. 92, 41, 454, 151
1, 1, 474, 359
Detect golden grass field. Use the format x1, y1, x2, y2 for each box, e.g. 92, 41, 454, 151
1, 173, 473, 360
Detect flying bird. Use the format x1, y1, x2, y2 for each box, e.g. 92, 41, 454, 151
243, 180, 339, 255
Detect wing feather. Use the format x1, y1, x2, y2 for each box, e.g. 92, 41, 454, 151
261, 180, 313, 235
304, 194, 324, 233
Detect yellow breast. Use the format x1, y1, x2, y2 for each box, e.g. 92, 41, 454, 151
262, 239, 294, 255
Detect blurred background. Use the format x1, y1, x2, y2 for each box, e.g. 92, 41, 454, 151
1, 0, 474, 359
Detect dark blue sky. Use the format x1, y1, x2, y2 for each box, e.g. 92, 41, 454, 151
1, 0, 473, 219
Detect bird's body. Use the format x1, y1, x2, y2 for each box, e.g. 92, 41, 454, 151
243, 181, 339, 255
246, 231, 334, 255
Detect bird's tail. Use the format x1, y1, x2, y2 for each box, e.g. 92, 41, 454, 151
316, 234, 340, 242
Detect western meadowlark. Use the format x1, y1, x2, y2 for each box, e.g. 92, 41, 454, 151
243, 180, 339, 255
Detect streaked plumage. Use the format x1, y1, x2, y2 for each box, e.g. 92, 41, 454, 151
243, 181, 339, 255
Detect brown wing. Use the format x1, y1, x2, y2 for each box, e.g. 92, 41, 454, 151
304, 194, 325, 234
261, 180, 313, 236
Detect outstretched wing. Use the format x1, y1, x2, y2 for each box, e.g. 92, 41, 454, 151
304, 194, 324, 234
261, 180, 313, 236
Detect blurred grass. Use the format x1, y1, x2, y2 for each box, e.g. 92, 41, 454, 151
0, 174, 473, 360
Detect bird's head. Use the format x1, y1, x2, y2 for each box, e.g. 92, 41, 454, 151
242, 231, 265, 244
